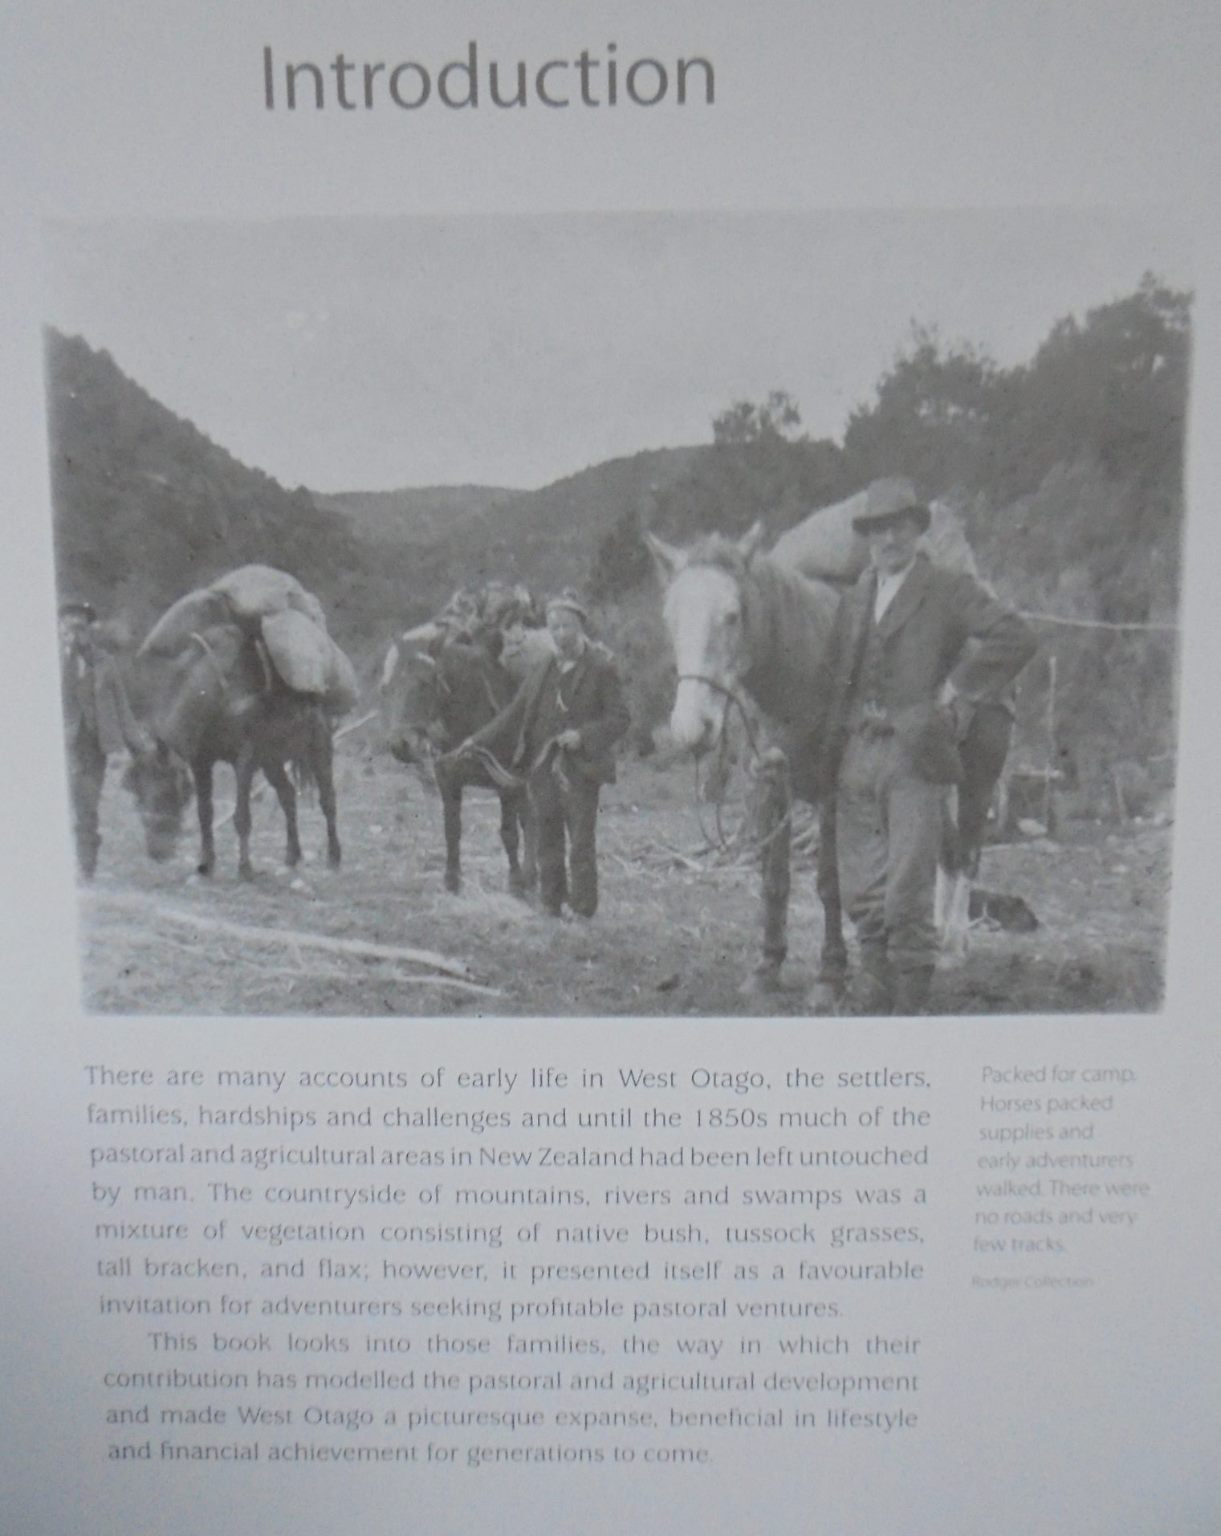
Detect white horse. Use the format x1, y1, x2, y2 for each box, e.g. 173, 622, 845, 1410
647, 519, 1001, 1007
647, 524, 849, 1004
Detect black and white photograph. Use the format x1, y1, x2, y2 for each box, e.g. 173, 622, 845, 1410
45, 209, 1191, 1016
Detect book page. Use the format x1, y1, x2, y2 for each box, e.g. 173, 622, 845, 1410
2, 3, 1219, 1533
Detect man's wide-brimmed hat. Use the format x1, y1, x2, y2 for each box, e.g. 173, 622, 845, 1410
851, 477, 932, 535
546, 589, 589, 625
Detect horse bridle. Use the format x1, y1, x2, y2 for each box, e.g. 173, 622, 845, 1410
673, 671, 793, 855
674, 671, 764, 761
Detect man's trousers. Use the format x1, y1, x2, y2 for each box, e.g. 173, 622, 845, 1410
529, 766, 601, 918
67, 727, 107, 879
836, 730, 944, 976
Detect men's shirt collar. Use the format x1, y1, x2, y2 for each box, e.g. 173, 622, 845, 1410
873, 559, 917, 623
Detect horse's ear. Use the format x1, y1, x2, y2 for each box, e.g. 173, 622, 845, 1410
644, 532, 687, 584
737, 521, 767, 565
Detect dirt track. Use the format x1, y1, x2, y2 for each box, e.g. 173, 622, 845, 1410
79, 742, 1169, 1017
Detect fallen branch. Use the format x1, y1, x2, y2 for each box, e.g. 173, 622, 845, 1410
208, 957, 499, 998
651, 841, 714, 871
85, 888, 489, 985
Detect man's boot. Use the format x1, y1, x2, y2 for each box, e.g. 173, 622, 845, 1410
892, 966, 934, 1017
846, 942, 893, 1016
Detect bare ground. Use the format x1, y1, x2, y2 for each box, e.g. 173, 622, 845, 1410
78, 743, 1169, 1017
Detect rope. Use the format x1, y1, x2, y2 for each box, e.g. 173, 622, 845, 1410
676, 673, 792, 858
1018, 610, 1178, 634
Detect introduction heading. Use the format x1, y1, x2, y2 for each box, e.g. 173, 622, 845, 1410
262, 43, 715, 112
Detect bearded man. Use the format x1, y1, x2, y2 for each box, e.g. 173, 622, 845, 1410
820, 479, 1036, 1014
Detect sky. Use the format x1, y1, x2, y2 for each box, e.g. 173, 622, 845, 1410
42, 208, 1195, 494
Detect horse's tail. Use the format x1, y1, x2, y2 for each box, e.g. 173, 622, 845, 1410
289, 703, 333, 794
290, 755, 318, 794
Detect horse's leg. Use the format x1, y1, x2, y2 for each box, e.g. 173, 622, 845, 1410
262, 759, 301, 869
315, 728, 341, 869
69, 732, 106, 878
956, 774, 991, 881
741, 749, 790, 996
441, 775, 462, 894
942, 702, 1012, 964
234, 749, 258, 880
809, 796, 849, 1011
195, 759, 216, 876
938, 785, 970, 968
519, 790, 537, 892
499, 790, 526, 896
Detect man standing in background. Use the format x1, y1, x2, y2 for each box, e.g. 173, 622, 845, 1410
59, 600, 148, 878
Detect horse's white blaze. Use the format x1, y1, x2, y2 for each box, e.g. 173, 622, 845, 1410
662, 565, 745, 752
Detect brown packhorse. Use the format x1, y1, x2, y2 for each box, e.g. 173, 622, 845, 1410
124, 625, 340, 879
381, 639, 536, 896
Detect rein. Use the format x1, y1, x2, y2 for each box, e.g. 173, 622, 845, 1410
466, 744, 526, 791
675, 672, 764, 760
674, 671, 792, 857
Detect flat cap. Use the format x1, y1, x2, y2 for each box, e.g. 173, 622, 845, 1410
545, 589, 589, 625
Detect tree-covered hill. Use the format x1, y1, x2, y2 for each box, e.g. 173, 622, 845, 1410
594, 277, 1189, 804
323, 446, 703, 610
45, 329, 416, 655
44, 326, 702, 663
45, 273, 1189, 806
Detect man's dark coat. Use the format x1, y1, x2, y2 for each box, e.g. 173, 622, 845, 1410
469, 645, 630, 784
822, 555, 1037, 785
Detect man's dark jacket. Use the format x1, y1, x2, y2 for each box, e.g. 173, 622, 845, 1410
468, 646, 630, 785
62, 650, 147, 755
821, 555, 1037, 786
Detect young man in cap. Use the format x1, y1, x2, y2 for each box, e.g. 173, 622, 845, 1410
454, 590, 629, 918
59, 600, 148, 878
819, 479, 1036, 1014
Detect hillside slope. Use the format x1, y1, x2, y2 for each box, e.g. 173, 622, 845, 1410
45, 328, 702, 659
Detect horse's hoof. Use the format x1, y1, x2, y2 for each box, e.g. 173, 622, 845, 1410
327, 849, 342, 869
444, 873, 461, 895
938, 940, 968, 970
238, 865, 255, 882
196, 862, 214, 878
740, 964, 783, 997
805, 982, 846, 1015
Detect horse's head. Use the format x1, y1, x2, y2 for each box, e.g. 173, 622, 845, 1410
381, 646, 452, 766
646, 523, 766, 755
121, 740, 194, 861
